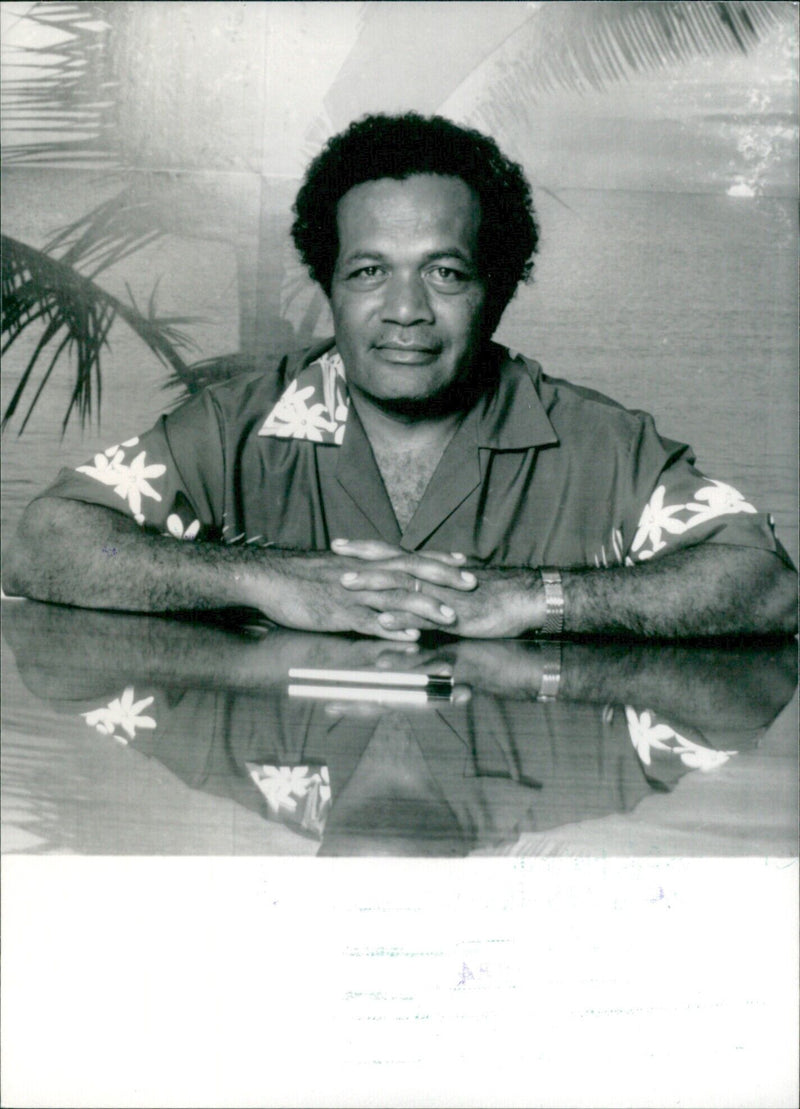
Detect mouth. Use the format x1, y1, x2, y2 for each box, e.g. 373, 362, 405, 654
374, 343, 440, 366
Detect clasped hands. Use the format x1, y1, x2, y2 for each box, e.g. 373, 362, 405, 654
326, 538, 542, 640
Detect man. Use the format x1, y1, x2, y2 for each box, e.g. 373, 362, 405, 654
3, 114, 796, 639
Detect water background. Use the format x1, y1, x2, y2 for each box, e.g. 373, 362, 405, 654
3, 171, 798, 564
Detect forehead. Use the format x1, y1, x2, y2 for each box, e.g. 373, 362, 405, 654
335, 174, 481, 254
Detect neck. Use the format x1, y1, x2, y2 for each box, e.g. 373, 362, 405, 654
350, 390, 465, 451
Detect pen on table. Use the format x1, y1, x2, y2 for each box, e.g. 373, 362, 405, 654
288, 684, 449, 705
288, 667, 454, 691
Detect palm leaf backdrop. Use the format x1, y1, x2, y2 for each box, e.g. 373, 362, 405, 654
1, 234, 199, 433
1, 0, 793, 434
1, 0, 119, 167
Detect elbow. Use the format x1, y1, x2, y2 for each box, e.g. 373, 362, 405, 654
2, 512, 38, 599
2, 497, 71, 602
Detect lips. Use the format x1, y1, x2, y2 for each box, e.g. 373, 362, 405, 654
374, 341, 440, 365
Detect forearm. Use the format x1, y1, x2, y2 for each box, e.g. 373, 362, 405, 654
559, 545, 797, 638
339, 542, 796, 640
2, 500, 470, 640
3, 497, 268, 614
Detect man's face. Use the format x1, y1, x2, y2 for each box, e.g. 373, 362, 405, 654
330, 174, 486, 418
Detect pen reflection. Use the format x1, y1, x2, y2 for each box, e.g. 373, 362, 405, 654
3, 602, 796, 856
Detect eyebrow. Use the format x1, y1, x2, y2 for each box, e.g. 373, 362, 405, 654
339, 248, 476, 267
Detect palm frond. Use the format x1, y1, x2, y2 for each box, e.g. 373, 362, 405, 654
1, 235, 200, 434
160, 353, 264, 399
2, 1, 122, 168
452, 1, 792, 119
470, 1, 790, 104
44, 184, 168, 280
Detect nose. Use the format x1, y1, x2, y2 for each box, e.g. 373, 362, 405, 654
380, 271, 435, 327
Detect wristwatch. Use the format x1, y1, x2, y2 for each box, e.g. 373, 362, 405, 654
539, 567, 565, 637
536, 641, 562, 702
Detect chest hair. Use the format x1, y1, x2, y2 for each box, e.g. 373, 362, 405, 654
371, 439, 449, 531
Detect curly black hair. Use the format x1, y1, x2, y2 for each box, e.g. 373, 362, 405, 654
291, 113, 538, 336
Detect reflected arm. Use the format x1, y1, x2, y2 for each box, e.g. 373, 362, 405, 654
449, 639, 796, 731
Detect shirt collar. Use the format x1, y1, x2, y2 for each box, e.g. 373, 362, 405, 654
257, 346, 348, 445
257, 341, 558, 450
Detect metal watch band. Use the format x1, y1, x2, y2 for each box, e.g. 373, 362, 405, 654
540, 567, 565, 637
536, 642, 562, 702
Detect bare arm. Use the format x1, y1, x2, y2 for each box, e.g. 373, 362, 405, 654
1, 497, 475, 640
5, 500, 795, 641
334, 539, 797, 638
560, 545, 797, 638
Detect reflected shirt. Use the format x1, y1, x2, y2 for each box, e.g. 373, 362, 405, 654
72, 682, 749, 851
39, 340, 790, 568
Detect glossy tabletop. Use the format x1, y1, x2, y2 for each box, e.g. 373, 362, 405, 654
2, 600, 796, 856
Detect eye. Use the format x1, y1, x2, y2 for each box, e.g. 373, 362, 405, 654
347, 265, 386, 284
426, 265, 471, 289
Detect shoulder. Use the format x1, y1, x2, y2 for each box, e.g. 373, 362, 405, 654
508, 347, 683, 455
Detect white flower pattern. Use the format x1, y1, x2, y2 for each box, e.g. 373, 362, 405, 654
247, 763, 332, 837
625, 707, 736, 771
77, 439, 166, 516
166, 514, 201, 540
630, 485, 689, 559
82, 686, 157, 745
683, 479, 758, 525
258, 350, 348, 444
630, 480, 757, 562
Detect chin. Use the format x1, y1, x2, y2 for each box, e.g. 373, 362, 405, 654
373, 392, 452, 418
374, 373, 487, 419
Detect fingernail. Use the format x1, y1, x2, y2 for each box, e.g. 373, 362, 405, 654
451, 552, 466, 561
460, 571, 477, 585
440, 605, 455, 620
331, 537, 349, 547
341, 572, 358, 584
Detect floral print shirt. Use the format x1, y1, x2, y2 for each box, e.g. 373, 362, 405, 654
40, 340, 790, 570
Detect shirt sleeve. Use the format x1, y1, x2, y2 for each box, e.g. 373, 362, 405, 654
621, 412, 794, 568
35, 389, 226, 542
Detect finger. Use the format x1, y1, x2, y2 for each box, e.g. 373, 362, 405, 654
331, 538, 403, 560
403, 549, 469, 567
357, 589, 459, 628
341, 562, 477, 592
352, 609, 421, 643
332, 538, 469, 569
340, 569, 409, 592
371, 624, 422, 642
375, 609, 456, 634
396, 554, 477, 590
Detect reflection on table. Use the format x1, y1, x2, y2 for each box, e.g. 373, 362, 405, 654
2, 601, 796, 856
